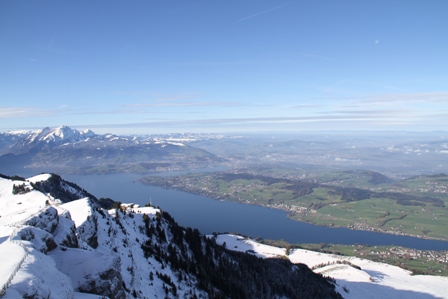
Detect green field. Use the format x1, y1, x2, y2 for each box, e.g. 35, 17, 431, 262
141, 171, 448, 240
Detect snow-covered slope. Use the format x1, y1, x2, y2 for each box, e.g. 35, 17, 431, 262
0, 175, 75, 298
0, 173, 341, 299
214, 234, 448, 299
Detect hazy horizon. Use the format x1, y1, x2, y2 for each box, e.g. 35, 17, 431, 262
3, 124, 448, 137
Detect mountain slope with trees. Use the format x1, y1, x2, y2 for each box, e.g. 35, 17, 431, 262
0, 173, 341, 299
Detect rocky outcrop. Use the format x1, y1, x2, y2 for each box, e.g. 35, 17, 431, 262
30, 173, 98, 204
75, 204, 99, 249
52, 209, 79, 248
50, 248, 125, 299
11, 226, 57, 254
78, 266, 125, 299
25, 206, 59, 234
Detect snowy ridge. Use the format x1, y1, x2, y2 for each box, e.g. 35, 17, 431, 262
0, 242, 28, 297
0, 173, 342, 299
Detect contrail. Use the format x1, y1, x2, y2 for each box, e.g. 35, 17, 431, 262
238, 2, 291, 22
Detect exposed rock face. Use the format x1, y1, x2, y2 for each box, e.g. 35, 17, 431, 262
25, 206, 59, 233
50, 249, 125, 299
30, 173, 98, 204
52, 211, 79, 248
78, 266, 125, 299
75, 204, 99, 249
11, 226, 57, 254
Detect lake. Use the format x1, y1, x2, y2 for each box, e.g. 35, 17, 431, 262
61, 172, 448, 251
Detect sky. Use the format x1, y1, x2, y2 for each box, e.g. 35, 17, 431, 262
1, 0, 447, 134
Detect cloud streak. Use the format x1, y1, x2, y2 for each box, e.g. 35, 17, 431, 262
126, 101, 246, 108
297, 52, 334, 61
0, 107, 56, 118
238, 2, 291, 22
82, 110, 448, 130
346, 92, 448, 107
290, 104, 323, 109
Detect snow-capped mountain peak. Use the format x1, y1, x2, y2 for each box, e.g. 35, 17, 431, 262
81, 128, 95, 137
40, 125, 94, 144
8, 125, 99, 154
41, 126, 72, 143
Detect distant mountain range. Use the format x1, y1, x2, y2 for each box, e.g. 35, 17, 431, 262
0, 125, 225, 175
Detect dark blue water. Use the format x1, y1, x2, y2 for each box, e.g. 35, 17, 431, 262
61, 173, 448, 251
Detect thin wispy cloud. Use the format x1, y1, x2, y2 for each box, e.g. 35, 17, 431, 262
318, 80, 350, 94
47, 37, 56, 49
110, 91, 154, 96
109, 91, 201, 100
348, 92, 448, 107
151, 93, 202, 102
318, 80, 407, 95
110, 92, 201, 101
84, 111, 447, 129
32, 37, 75, 56
330, 109, 421, 118
121, 92, 248, 109
55, 100, 247, 115
238, 2, 291, 22
297, 52, 333, 61
128, 101, 245, 108
175, 61, 261, 67
290, 104, 323, 109
363, 83, 408, 92
0, 107, 55, 118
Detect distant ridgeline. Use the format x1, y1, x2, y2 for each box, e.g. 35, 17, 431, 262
0, 125, 224, 175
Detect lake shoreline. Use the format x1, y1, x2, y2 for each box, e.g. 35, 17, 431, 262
139, 179, 448, 243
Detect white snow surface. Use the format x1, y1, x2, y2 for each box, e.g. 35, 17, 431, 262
27, 173, 52, 183
167, 141, 185, 146
0, 178, 48, 235
0, 242, 27, 290
61, 197, 92, 228
214, 234, 448, 299
7, 248, 74, 299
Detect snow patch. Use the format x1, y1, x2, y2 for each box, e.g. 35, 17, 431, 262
27, 174, 52, 183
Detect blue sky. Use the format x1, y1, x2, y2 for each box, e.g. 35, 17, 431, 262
1, 0, 447, 134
